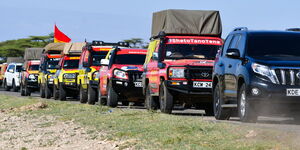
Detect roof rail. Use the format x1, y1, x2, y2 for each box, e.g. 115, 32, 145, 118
233, 27, 248, 32
286, 28, 300, 32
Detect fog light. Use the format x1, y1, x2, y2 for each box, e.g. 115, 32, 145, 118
171, 82, 180, 85
182, 82, 188, 85
124, 82, 128, 87
252, 88, 260, 95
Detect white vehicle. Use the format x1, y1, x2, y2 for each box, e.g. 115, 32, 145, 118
3, 63, 23, 92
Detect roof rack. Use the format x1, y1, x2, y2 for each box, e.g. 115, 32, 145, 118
91, 41, 129, 47
286, 28, 300, 32
233, 27, 248, 32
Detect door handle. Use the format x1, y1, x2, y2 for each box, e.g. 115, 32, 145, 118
228, 64, 232, 68
218, 63, 224, 67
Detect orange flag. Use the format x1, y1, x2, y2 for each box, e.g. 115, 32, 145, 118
54, 24, 71, 43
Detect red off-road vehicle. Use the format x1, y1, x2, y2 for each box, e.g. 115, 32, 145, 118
142, 9, 223, 114
98, 47, 147, 107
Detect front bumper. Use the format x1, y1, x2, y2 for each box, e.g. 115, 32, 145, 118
61, 79, 77, 89
26, 79, 39, 89
111, 78, 143, 98
247, 77, 300, 104
165, 80, 212, 95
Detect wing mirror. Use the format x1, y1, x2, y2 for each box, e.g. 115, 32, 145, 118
226, 48, 241, 59
100, 59, 109, 66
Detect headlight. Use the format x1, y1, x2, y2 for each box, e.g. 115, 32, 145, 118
63, 73, 76, 79
28, 74, 35, 79
114, 69, 128, 79
169, 67, 185, 78
93, 71, 99, 80
252, 63, 277, 83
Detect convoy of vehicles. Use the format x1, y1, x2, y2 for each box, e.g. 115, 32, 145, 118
1, 9, 300, 124
213, 28, 300, 122
20, 48, 43, 96
98, 47, 147, 107
142, 9, 223, 114
77, 41, 129, 104
52, 43, 84, 100
38, 43, 64, 99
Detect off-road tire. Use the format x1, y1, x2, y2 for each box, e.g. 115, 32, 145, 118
4, 79, 10, 91
107, 82, 118, 107
24, 83, 31, 96
159, 82, 173, 114
213, 83, 232, 120
145, 85, 158, 110
98, 85, 107, 106
40, 84, 45, 98
53, 84, 59, 100
238, 84, 258, 123
87, 85, 97, 105
20, 83, 25, 96
59, 83, 66, 101
45, 83, 52, 99
79, 85, 87, 103
12, 80, 18, 92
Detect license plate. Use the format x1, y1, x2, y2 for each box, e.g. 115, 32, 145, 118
193, 81, 212, 88
134, 82, 142, 87
287, 89, 300, 96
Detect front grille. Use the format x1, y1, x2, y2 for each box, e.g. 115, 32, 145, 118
186, 67, 213, 79
127, 71, 143, 81
274, 68, 300, 85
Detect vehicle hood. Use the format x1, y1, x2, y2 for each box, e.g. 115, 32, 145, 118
250, 57, 300, 67
28, 70, 39, 74
163, 59, 214, 67
112, 64, 144, 71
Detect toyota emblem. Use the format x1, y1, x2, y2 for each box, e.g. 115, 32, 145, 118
201, 72, 210, 77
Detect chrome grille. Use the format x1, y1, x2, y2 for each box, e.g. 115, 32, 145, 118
274, 69, 300, 85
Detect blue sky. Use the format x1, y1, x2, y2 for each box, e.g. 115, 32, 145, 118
0, 0, 299, 42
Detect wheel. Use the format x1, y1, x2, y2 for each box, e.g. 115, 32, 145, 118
107, 82, 118, 107
53, 84, 59, 100
4, 79, 10, 91
98, 85, 107, 106
59, 83, 66, 101
213, 83, 232, 120
24, 83, 31, 96
45, 83, 52, 99
12, 80, 18, 92
145, 85, 158, 110
238, 84, 258, 123
79, 84, 87, 103
20, 83, 25, 96
122, 101, 129, 106
40, 84, 45, 98
159, 82, 173, 114
87, 85, 97, 105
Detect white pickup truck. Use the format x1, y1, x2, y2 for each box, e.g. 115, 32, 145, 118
3, 63, 23, 92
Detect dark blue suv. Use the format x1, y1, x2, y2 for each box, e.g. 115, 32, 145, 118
213, 27, 300, 122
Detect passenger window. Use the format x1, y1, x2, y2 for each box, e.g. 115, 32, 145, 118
221, 35, 233, 56
229, 35, 241, 49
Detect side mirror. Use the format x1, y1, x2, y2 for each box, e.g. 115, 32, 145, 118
226, 48, 241, 59
100, 59, 109, 66
83, 62, 89, 67
86, 67, 92, 72
152, 52, 158, 60
8, 69, 14, 73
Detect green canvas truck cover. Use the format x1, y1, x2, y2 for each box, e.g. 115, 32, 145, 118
6, 57, 24, 63
151, 9, 222, 37
63, 42, 85, 55
24, 48, 43, 60
44, 43, 65, 53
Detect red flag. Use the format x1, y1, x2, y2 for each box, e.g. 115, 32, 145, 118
54, 24, 71, 43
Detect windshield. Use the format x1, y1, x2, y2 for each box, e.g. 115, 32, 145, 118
165, 44, 221, 59
47, 58, 60, 69
114, 54, 146, 65
92, 55, 106, 66
247, 34, 300, 60
16, 66, 22, 72
63, 59, 79, 69
29, 65, 39, 71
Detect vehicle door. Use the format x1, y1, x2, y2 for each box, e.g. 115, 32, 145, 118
223, 34, 242, 99
147, 41, 160, 95
99, 50, 112, 96
6, 65, 14, 85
